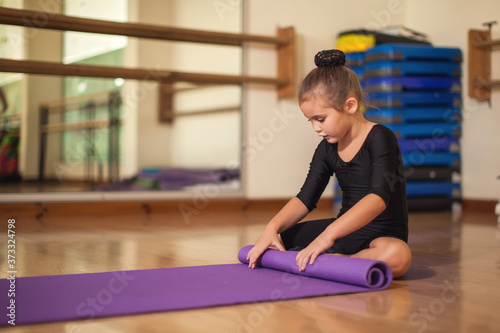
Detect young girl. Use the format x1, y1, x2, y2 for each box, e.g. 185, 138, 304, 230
246, 49, 411, 278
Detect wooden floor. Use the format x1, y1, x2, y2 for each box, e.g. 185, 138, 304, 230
1, 202, 499, 332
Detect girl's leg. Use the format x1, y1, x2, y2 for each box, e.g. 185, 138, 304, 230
280, 218, 335, 250
352, 237, 412, 278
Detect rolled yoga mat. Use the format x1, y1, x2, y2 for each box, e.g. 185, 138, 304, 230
0, 245, 392, 326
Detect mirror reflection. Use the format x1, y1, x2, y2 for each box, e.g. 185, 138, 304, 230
0, 0, 243, 194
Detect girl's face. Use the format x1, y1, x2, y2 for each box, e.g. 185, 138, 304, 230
300, 97, 352, 144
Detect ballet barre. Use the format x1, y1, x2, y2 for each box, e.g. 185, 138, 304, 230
38, 90, 122, 184
0, 7, 296, 98
468, 21, 500, 103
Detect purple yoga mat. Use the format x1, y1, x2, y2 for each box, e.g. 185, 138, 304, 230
238, 245, 392, 289
0, 245, 391, 326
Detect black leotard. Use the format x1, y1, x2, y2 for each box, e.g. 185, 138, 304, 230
281, 124, 408, 255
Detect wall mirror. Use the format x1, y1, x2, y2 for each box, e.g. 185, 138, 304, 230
0, 0, 244, 198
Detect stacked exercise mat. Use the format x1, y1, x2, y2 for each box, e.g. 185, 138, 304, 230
346, 52, 366, 82
361, 44, 462, 211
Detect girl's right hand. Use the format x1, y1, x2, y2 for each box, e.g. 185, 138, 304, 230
246, 229, 285, 269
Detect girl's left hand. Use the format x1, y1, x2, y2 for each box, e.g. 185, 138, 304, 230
295, 232, 334, 272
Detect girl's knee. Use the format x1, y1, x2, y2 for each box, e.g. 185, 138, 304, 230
374, 238, 412, 278
386, 242, 412, 278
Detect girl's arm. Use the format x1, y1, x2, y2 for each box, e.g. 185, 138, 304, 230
247, 197, 309, 269
295, 193, 386, 271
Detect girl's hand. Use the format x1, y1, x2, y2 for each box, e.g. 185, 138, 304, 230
295, 232, 333, 272
247, 229, 285, 269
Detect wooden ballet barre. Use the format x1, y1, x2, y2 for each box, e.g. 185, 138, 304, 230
45, 101, 112, 114
41, 119, 114, 133
0, 7, 296, 98
42, 90, 116, 111
0, 7, 290, 47
475, 76, 500, 88
0, 113, 21, 129
0, 58, 289, 86
175, 105, 240, 118
473, 38, 500, 48
0, 113, 21, 120
468, 26, 500, 102
166, 84, 227, 94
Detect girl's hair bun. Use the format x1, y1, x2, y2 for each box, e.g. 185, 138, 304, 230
314, 49, 346, 67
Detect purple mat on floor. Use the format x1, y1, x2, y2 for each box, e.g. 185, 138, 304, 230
0, 245, 391, 326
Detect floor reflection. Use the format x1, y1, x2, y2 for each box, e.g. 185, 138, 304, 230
0, 225, 265, 278
0, 209, 498, 332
